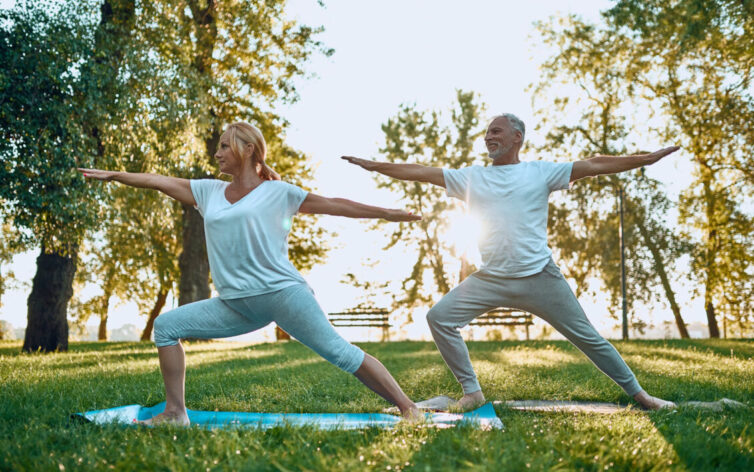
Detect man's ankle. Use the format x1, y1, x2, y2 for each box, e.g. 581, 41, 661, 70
463, 390, 485, 401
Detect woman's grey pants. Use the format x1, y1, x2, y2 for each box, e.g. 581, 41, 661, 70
426, 259, 643, 396
153, 283, 365, 373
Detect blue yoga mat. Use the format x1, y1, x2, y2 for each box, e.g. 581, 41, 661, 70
72, 402, 503, 430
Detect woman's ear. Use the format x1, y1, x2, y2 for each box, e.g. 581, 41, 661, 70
245, 143, 255, 159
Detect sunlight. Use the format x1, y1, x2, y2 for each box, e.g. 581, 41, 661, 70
442, 210, 483, 265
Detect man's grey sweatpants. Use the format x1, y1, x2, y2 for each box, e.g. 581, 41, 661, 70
426, 258, 643, 396
154, 283, 365, 373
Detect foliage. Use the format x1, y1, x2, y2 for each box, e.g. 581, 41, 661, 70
0, 339, 752, 470
532, 16, 691, 337
138, 0, 332, 273
374, 90, 486, 311
605, 0, 754, 337
0, 222, 28, 310
66, 0, 332, 335
0, 0, 116, 254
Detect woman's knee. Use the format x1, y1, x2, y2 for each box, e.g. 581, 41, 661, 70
329, 343, 365, 374
153, 312, 180, 347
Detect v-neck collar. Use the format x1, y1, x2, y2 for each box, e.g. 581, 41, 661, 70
223, 181, 268, 206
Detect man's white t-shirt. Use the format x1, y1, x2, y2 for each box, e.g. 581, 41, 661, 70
190, 179, 308, 299
443, 160, 573, 278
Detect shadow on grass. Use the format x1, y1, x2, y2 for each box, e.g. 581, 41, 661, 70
649, 407, 754, 470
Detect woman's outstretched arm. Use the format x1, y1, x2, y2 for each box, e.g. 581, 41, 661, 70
78, 168, 196, 206
298, 193, 420, 222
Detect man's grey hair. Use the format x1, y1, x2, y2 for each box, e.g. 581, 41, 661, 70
493, 113, 525, 142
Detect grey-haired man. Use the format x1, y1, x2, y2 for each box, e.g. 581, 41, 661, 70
343, 114, 677, 410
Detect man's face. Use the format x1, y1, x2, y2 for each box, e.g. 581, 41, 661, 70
485, 117, 520, 159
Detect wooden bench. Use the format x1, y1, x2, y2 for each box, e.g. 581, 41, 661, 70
469, 308, 534, 340
328, 307, 391, 341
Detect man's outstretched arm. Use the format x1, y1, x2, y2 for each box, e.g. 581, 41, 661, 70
341, 156, 446, 188
570, 146, 680, 183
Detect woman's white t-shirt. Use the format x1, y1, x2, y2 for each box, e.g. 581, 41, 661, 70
190, 179, 308, 299
442, 160, 573, 278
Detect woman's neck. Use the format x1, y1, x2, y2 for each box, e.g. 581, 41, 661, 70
230, 166, 263, 189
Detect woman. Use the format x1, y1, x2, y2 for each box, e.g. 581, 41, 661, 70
79, 122, 420, 424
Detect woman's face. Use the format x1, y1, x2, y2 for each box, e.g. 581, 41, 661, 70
214, 132, 243, 175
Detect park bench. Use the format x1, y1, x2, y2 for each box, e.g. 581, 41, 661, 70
469, 308, 534, 340
328, 307, 391, 341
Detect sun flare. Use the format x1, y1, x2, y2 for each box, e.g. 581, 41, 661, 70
442, 210, 483, 264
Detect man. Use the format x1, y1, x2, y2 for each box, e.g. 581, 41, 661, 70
342, 113, 677, 410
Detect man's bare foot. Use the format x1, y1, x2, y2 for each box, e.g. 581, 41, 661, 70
137, 410, 190, 426
634, 391, 676, 410
450, 391, 486, 412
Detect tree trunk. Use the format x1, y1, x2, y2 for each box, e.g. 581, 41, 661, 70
141, 287, 169, 341
176, 1, 218, 307
23, 246, 77, 352
178, 203, 210, 306
275, 326, 291, 341
636, 221, 689, 338
459, 254, 474, 283
97, 273, 114, 341
97, 295, 110, 341
705, 296, 720, 338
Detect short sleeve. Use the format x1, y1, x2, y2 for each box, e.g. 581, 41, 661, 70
190, 179, 224, 216
537, 161, 573, 192
443, 167, 473, 201
277, 181, 308, 215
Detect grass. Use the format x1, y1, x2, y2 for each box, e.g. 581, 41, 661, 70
0, 339, 752, 471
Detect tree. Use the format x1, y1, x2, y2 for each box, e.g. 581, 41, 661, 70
139, 0, 332, 307
605, 0, 754, 337
532, 16, 692, 337
373, 90, 486, 313
70, 184, 182, 341
0, 222, 26, 310
0, 0, 136, 352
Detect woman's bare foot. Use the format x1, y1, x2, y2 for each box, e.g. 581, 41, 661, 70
634, 391, 676, 410
451, 390, 486, 412
137, 410, 190, 426
399, 404, 426, 424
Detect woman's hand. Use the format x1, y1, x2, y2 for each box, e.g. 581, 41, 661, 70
76, 168, 196, 206
78, 168, 119, 181
384, 209, 422, 222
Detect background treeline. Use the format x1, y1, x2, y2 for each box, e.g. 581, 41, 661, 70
0, 0, 331, 351
353, 0, 753, 340
1, 0, 752, 352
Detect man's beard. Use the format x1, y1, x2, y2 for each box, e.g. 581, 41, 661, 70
488, 142, 514, 160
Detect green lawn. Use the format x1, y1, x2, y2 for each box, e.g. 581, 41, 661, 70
1, 339, 752, 471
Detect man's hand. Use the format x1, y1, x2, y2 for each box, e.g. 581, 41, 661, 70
341, 156, 381, 172
644, 146, 680, 165
571, 146, 681, 182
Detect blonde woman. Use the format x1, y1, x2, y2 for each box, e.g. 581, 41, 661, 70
79, 122, 420, 424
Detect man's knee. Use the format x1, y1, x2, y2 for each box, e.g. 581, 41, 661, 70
565, 325, 610, 351
426, 304, 452, 330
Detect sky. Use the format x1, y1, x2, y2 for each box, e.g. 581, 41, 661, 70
0, 0, 706, 341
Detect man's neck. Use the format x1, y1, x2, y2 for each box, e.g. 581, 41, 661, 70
491, 150, 521, 166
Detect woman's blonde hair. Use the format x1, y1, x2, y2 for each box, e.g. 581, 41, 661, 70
224, 122, 280, 181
